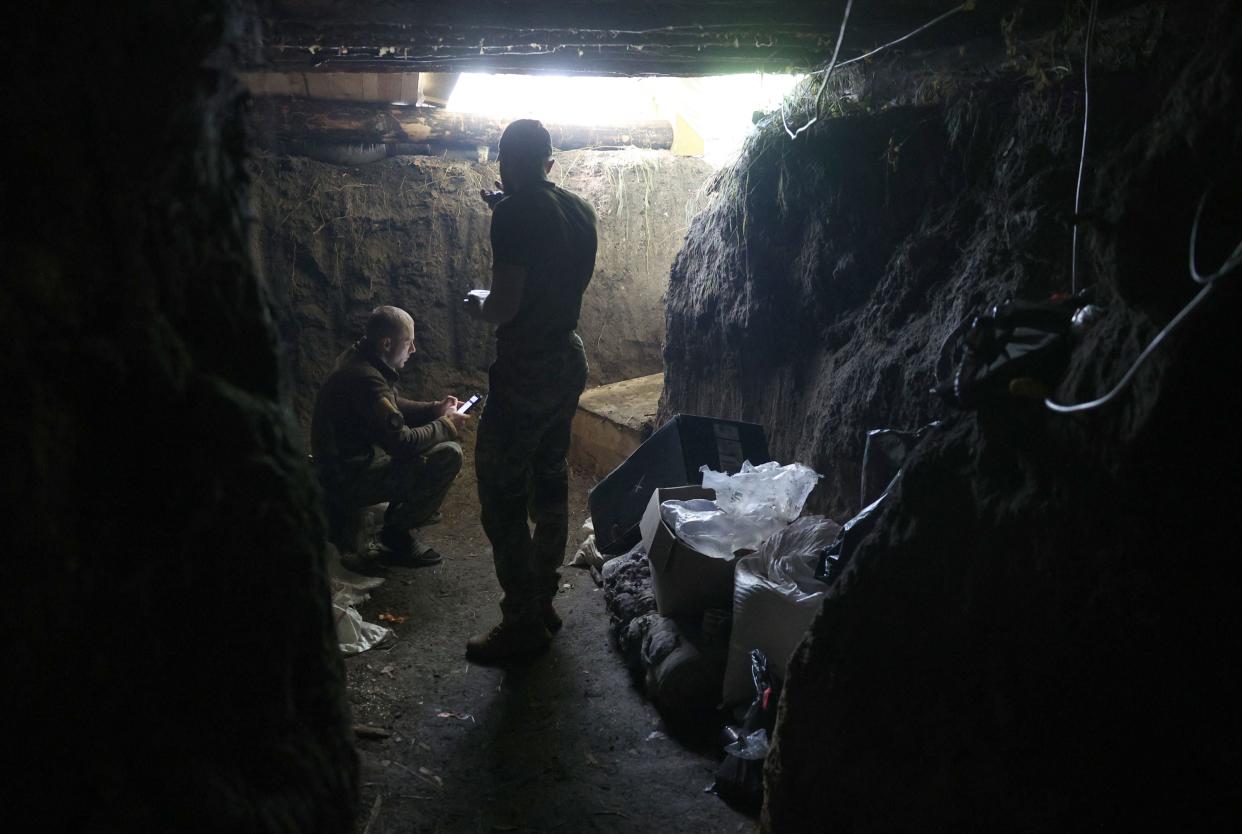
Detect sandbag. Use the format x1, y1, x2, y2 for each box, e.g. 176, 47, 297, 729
721, 516, 840, 705
642, 613, 730, 716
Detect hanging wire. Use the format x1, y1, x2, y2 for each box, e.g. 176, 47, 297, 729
780, 1, 978, 141
781, 0, 854, 139
834, 1, 977, 71
1070, 0, 1100, 295
1044, 284, 1216, 414
1045, 189, 1242, 414
1189, 189, 1242, 284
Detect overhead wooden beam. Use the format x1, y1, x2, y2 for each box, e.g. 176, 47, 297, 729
259, 22, 846, 76
239, 71, 424, 102
250, 98, 674, 151
249, 0, 1022, 76
266, 0, 900, 31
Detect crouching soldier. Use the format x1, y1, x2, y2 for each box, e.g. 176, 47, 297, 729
311, 305, 469, 566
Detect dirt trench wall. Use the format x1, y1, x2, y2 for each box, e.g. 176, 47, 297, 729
4, 2, 356, 831
249, 148, 711, 442
663, 2, 1242, 830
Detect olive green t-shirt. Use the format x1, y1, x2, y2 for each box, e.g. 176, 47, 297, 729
489, 179, 598, 354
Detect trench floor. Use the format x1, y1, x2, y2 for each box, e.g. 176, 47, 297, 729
345, 439, 752, 834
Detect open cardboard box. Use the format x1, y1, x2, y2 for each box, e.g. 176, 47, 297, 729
589, 414, 769, 555
640, 485, 748, 617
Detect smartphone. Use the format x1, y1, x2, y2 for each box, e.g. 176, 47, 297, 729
456, 394, 482, 414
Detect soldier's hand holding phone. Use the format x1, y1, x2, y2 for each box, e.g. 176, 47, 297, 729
480, 180, 505, 209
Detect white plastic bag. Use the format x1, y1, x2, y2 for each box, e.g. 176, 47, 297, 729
569, 533, 602, 568
334, 603, 391, 655
721, 515, 840, 705
325, 543, 391, 655
327, 544, 386, 607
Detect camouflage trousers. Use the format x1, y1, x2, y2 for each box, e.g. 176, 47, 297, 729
476, 335, 588, 624
337, 442, 463, 532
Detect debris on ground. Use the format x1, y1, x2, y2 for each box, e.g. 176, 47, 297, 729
353, 724, 392, 739
436, 711, 475, 722
377, 612, 410, 624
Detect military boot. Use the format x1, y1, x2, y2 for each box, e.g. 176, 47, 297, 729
465, 619, 552, 664
542, 601, 563, 633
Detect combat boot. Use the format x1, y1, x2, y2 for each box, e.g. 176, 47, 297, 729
542, 601, 563, 633
466, 619, 552, 664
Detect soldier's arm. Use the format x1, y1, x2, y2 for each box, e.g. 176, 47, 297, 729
363, 377, 457, 458
476, 263, 526, 324
396, 397, 443, 427
467, 198, 528, 324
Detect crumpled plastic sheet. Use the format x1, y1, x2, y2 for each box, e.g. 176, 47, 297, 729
660, 461, 822, 561
701, 460, 821, 521
659, 498, 776, 561
758, 515, 843, 593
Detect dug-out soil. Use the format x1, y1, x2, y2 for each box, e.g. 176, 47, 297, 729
248, 148, 712, 445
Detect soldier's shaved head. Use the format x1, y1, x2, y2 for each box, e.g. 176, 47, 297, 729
366, 305, 417, 369
498, 119, 555, 194
498, 119, 552, 165
366, 305, 414, 343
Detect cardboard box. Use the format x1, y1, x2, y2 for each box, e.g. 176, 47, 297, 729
640, 485, 740, 618
589, 414, 769, 555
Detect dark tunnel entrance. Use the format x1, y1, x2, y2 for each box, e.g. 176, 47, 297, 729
245, 67, 793, 833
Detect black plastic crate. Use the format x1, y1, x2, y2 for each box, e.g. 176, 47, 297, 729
588, 414, 769, 555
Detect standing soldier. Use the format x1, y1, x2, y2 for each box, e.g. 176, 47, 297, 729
462, 119, 598, 663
